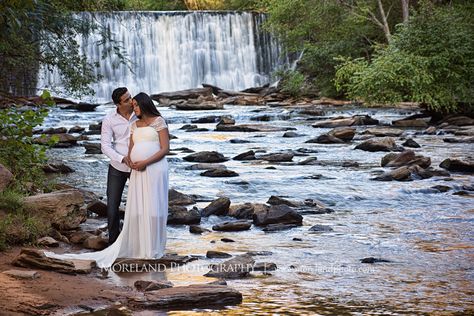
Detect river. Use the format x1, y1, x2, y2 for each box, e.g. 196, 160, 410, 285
43, 102, 473, 315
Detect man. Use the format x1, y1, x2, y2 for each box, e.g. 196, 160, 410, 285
101, 87, 137, 244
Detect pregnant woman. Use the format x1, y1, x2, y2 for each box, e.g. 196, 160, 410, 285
45, 92, 169, 268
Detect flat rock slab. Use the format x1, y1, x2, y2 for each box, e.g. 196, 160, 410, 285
2, 269, 40, 279
129, 284, 242, 309
113, 254, 197, 269
12, 248, 95, 275
216, 124, 291, 132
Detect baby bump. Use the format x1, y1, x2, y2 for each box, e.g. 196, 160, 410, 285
130, 142, 161, 162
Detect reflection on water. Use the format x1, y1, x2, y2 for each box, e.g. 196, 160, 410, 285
43, 104, 474, 315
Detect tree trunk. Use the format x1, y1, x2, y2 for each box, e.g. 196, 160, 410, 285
401, 0, 409, 23
377, 0, 391, 42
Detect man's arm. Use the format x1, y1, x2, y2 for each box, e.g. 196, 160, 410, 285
100, 115, 125, 163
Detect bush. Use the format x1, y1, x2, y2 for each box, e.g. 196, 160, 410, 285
0, 212, 49, 251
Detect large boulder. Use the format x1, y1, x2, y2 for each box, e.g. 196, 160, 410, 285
312, 115, 379, 128
228, 203, 269, 219
167, 205, 201, 225
183, 151, 228, 163
355, 137, 401, 152
169, 189, 196, 206
22, 189, 86, 230
0, 163, 13, 192
253, 205, 303, 227
381, 150, 431, 168
202, 197, 231, 217
439, 158, 474, 173
151, 87, 213, 101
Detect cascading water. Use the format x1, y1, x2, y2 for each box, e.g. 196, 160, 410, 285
37, 11, 285, 102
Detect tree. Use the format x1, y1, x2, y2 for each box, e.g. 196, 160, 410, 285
335, 3, 474, 112
0, 0, 126, 97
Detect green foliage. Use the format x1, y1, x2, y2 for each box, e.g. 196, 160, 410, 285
276, 70, 306, 97
0, 189, 24, 213
264, 0, 383, 97
335, 3, 474, 112
0, 92, 55, 191
0, 1, 128, 97
0, 211, 49, 251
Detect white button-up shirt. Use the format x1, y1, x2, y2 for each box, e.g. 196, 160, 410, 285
100, 109, 137, 172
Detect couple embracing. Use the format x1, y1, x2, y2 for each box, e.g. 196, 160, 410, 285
46, 88, 170, 268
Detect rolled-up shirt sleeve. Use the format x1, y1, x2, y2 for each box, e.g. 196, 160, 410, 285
101, 116, 124, 163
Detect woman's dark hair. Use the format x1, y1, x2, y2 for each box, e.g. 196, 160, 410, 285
133, 92, 161, 118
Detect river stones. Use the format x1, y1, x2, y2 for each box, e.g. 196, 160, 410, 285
258, 152, 294, 162
83, 142, 102, 154
381, 150, 431, 168
227, 203, 269, 219
134, 280, 174, 292
392, 118, 428, 127
205, 254, 255, 279
212, 220, 252, 232
253, 205, 303, 227
168, 206, 201, 225
233, 150, 256, 161
439, 158, 474, 173
183, 151, 228, 163
0, 164, 13, 192
206, 251, 232, 259
312, 115, 379, 128
402, 138, 421, 148
189, 225, 211, 234
363, 127, 404, 137
355, 137, 402, 152
200, 169, 239, 177
202, 197, 231, 217
169, 189, 196, 205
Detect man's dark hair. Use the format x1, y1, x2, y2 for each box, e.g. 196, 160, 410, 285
133, 92, 161, 118
112, 87, 128, 105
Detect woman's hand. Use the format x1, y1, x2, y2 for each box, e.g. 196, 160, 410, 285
131, 160, 147, 171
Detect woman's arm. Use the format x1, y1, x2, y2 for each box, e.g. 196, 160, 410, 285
131, 128, 169, 171
126, 135, 134, 165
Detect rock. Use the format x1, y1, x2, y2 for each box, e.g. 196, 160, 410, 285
233, 150, 256, 161
267, 196, 299, 207
424, 126, 437, 135
176, 103, 223, 110
328, 127, 356, 141
41, 127, 68, 134
86, 200, 107, 217
258, 152, 294, 162
76, 102, 99, 111
83, 235, 108, 250
360, 257, 392, 264
189, 225, 211, 234
253, 205, 303, 227
216, 123, 292, 132
312, 115, 379, 128
69, 231, 94, 244
382, 150, 431, 168
252, 262, 277, 271
372, 166, 412, 181
200, 169, 239, 177
298, 157, 319, 165
221, 238, 235, 243
440, 115, 474, 126
114, 254, 197, 269
151, 87, 213, 101
207, 279, 228, 286
202, 197, 231, 217
180, 124, 198, 130
230, 138, 252, 144
206, 251, 232, 259
134, 280, 173, 292
227, 203, 269, 219
183, 151, 228, 163
12, 248, 95, 274
84, 142, 102, 154
363, 127, 404, 137
306, 134, 345, 144
42, 162, 75, 173
217, 116, 235, 125
168, 205, 201, 225
431, 185, 451, 192
185, 163, 227, 170
0, 164, 13, 191
402, 138, 421, 148
191, 115, 220, 123
36, 237, 59, 247
439, 158, 474, 173
355, 137, 399, 152
2, 269, 41, 280
309, 225, 334, 232
392, 118, 428, 128
262, 223, 299, 232
282, 131, 303, 138
129, 284, 242, 309
443, 137, 474, 143
299, 108, 325, 116
205, 254, 255, 279
169, 188, 196, 205
88, 122, 102, 130
68, 125, 85, 133
23, 189, 86, 230
212, 220, 252, 232
33, 133, 78, 147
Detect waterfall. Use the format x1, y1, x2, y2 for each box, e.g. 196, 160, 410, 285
37, 11, 285, 102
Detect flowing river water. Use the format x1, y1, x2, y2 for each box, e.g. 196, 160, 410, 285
43, 103, 473, 315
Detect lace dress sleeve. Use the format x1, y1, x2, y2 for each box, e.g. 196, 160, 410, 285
130, 121, 137, 135
151, 116, 168, 132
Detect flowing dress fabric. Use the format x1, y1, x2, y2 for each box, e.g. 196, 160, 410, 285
45, 117, 169, 268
